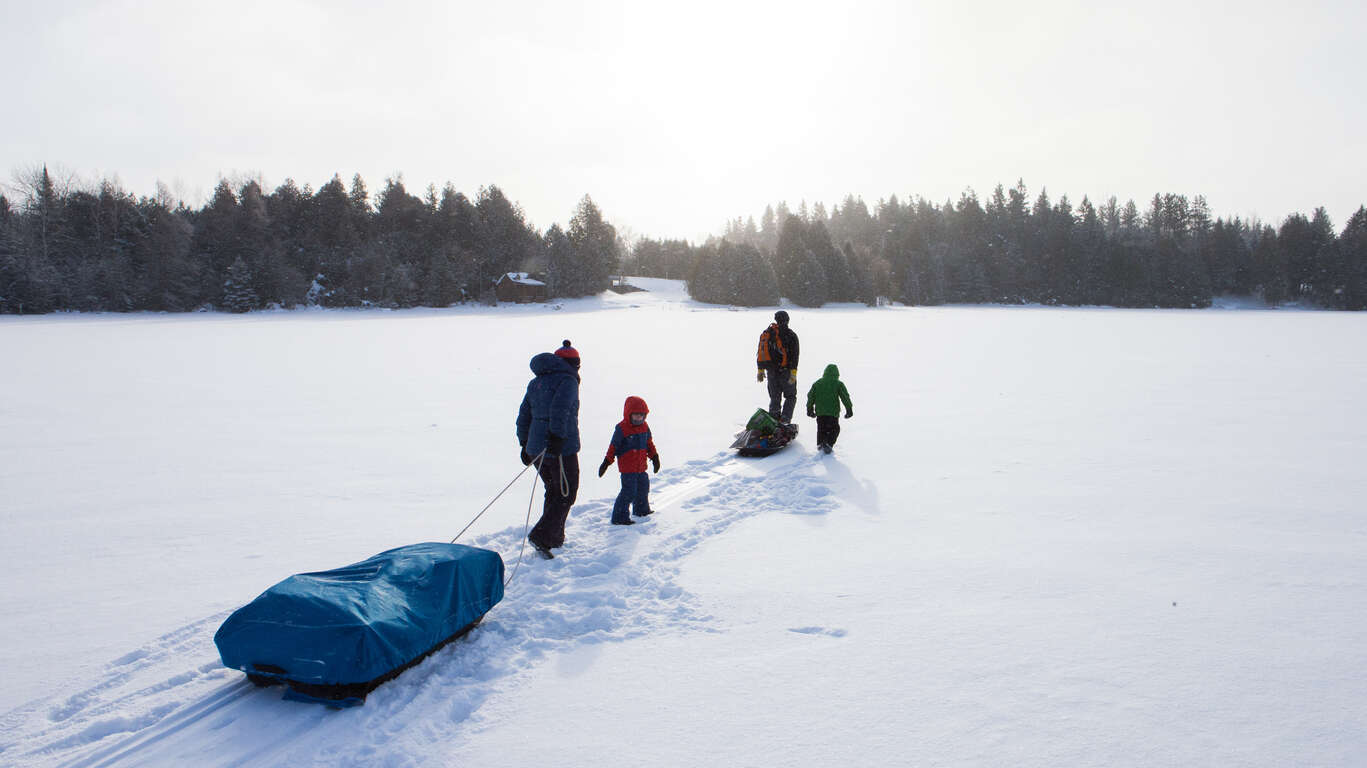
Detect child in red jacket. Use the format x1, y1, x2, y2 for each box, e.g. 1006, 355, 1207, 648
597, 396, 660, 526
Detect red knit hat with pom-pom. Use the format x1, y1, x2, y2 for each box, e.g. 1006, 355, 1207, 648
553, 339, 579, 367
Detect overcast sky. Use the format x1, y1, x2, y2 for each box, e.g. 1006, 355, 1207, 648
3, 0, 1364, 241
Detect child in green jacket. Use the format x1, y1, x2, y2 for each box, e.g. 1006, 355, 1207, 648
805, 364, 853, 454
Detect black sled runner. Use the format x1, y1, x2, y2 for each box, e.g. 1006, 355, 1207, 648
732, 408, 798, 457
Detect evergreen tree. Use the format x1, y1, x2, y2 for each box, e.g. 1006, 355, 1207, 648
844, 241, 879, 305
267, 178, 314, 299
985, 185, 1020, 302
686, 243, 726, 303
1208, 218, 1252, 295
786, 248, 828, 307
62, 186, 121, 310
348, 174, 371, 236
626, 238, 659, 277
374, 176, 426, 306
1251, 226, 1289, 304
1074, 196, 1106, 302
1339, 207, 1367, 310
544, 223, 577, 298
237, 180, 293, 306
732, 241, 779, 306
1275, 212, 1333, 303
950, 190, 992, 303
192, 180, 241, 306
1306, 207, 1338, 306
803, 220, 853, 302
774, 215, 822, 302
384, 261, 421, 307
628, 237, 694, 279
759, 205, 778, 253
877, 195, 902, 230
13, 166, 71, 311
1047, 195, 1082, 304
127, 188, 197, 311
476, 185, 535, 297
567, 195, 619, 296
743, 216, 760, 247
29, 166, 64, 273
423, 185, 478, 303
774, 202, 792, 232
308, 175, 362, 306
0, 195, 19, 312
421, 247, 467, 307
222, 256, 259, 312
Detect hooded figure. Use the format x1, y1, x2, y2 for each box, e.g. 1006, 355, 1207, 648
598, 395, 660, 525
805, 364, 853, 454
517, 340, 583, 554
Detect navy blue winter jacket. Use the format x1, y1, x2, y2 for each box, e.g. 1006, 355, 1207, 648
516, 352, 581, 456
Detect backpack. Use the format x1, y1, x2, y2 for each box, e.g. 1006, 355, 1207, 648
757, 324, 787, 368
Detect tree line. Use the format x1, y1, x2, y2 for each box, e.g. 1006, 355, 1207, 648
0, 167, 620, 313
5, 169, 1365, 313
624, 182, 1367, 310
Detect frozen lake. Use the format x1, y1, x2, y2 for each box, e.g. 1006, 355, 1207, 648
3, 282, 1365, 766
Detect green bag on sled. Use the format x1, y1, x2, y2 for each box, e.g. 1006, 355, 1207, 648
745, 408, 779, 435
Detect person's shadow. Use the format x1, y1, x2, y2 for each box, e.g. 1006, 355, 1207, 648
819, 456, 881, 516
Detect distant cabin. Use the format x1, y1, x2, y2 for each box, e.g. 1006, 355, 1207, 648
494, 272, 548, 304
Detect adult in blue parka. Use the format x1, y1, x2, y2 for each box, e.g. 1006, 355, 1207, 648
517, 340, 582, 555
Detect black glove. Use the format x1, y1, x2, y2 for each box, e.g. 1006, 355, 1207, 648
650, 454, 660, 474
546, 433, 564, 455
806, 404, 816, 418
598, 458, 611, 477
520, 445, 532, 466
845, 409, 853, 419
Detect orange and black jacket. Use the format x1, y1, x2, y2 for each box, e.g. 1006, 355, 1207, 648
756, 323, 800, 372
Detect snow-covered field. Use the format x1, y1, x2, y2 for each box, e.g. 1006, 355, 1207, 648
2, 278, 1364, 767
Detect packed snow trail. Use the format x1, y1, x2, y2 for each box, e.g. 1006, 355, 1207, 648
1, 446, 857, 767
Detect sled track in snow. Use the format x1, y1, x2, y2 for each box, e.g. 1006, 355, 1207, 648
0, 615, 248, 768
60, 680, 257, 768
3, 448, 851, 767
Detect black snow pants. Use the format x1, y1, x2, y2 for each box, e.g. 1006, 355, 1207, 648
816, 415, 842, 447
530, 453, 579, 549
767, 370, 798, 423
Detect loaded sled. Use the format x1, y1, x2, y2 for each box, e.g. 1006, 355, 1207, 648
215, 542, 504, 707
732, 408, 799, 457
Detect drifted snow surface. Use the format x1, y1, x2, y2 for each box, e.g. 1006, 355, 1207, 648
1, 278, 1365, 767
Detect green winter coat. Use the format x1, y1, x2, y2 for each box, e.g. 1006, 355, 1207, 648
806, 364, 853, 418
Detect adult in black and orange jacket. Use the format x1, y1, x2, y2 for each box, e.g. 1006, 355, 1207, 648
756, 310, 800, 422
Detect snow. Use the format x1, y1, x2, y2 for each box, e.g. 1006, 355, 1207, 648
500, 272, 546, 286
2, 279, 1365, 767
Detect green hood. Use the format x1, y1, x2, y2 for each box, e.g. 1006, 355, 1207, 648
806, 363, 852, 418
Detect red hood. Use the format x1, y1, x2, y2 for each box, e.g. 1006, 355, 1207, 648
621, 396, 650, 432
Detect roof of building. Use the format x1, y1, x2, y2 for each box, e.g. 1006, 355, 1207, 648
497, 272, 546, 287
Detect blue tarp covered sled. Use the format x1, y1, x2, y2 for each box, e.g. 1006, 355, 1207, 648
215, 541, 504, 706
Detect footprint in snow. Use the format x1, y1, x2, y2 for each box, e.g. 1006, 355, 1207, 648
788, 626, 848, 638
